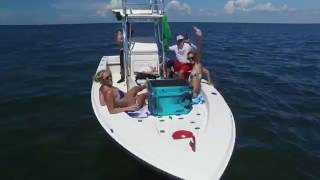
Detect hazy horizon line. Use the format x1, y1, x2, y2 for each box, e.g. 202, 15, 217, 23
1, 21, 320, 26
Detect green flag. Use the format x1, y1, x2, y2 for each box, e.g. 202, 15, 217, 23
162, 15, 171, 51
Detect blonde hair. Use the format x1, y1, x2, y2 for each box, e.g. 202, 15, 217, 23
93, 68, 111, 83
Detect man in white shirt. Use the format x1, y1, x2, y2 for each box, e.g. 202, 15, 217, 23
168, 35, 197, 79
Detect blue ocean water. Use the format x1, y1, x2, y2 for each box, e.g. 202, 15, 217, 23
0, 23, 319, 180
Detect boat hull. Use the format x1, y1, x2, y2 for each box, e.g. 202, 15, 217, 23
91, 56, 236, 180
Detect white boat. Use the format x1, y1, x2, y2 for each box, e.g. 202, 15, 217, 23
91, 1, 236, 179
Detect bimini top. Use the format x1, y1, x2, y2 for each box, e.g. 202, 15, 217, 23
112, 9, 163, 21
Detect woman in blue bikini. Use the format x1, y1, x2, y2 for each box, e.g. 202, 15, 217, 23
94, 69, 147, 114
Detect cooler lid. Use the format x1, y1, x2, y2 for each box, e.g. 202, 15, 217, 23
149, 79, 189, 87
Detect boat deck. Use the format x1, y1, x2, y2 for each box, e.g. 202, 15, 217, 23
91, 56, 235, 180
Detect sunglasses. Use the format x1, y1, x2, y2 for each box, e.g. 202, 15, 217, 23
177, 39, 184, 43
188, 56, 195, 60
103, 75, 112, 80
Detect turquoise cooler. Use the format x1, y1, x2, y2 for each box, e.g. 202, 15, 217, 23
147, 79, 193, 116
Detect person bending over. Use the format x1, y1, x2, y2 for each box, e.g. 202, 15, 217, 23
187, 27, 213, 98
187, 51, 213, 98
93, 69, 146, 114
183, 29, 213, 85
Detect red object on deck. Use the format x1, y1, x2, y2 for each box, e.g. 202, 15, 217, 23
172, 130, 196, 152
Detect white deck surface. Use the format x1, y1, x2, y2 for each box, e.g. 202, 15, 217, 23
91, 56, 236, 180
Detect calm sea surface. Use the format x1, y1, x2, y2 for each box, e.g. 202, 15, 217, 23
0, 23, 319, 180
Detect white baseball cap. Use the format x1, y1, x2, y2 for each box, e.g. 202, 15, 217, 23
176, 35, 184, 41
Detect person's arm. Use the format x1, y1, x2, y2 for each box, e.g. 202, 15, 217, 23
193, 26, 203, 62
168, 45, 176, 51
116, 32, 123, 47
190, 43, 198, 51
202, 67, 213, 85
103, 89, 138, 114
99, 88, 106, 106
190, 42, 197, 50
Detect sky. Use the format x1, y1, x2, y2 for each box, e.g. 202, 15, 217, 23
0, 0, 320, 25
